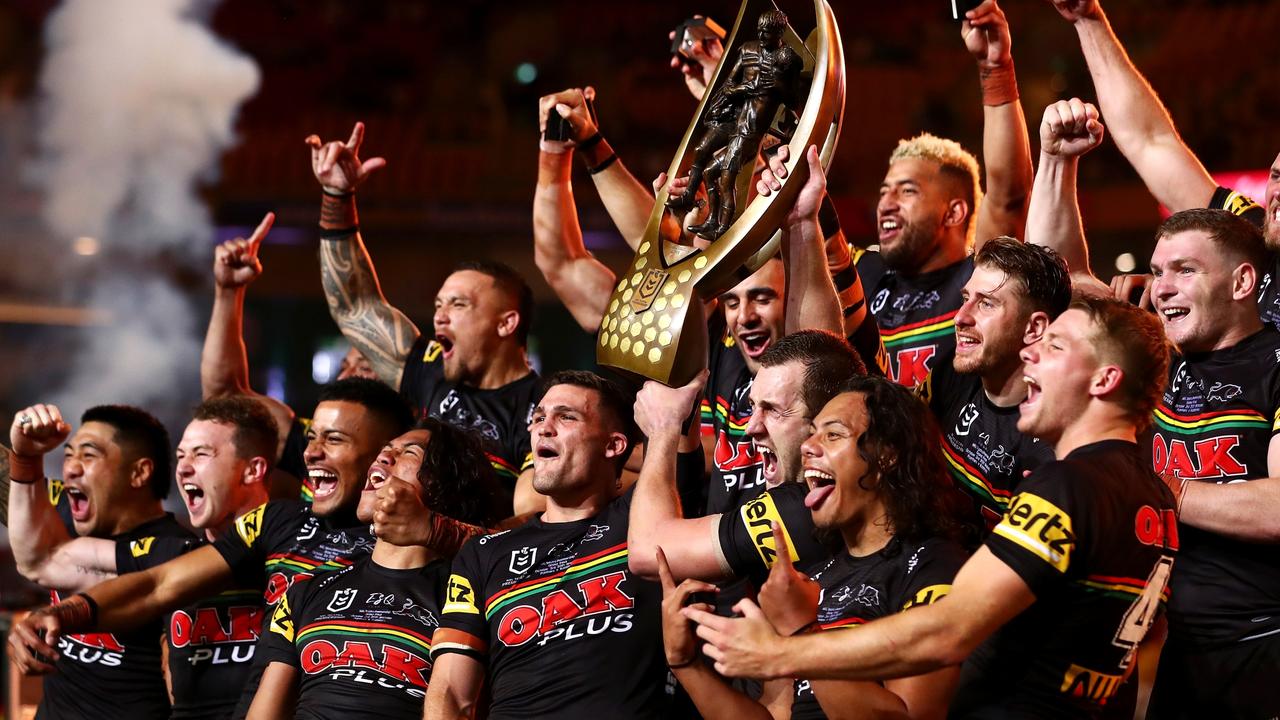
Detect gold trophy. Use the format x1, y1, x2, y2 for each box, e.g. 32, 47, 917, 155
597, 0, 845, 385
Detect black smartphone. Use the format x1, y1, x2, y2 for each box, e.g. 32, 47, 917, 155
950, 0, 985, 20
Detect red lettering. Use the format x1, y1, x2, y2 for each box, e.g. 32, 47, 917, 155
171, 610, 193, 647
334, 641, 376, 669
191, 607, 229, 644
1152, 434, 1248, 480
578, 572, 634, 613
892, 346, 936, 387
1135, 506, 1161, 546
170, 606, 263, 648
380, 645, 430, 688
714, 434, 760, 472
66, 632, 126, 652
228, 606, 264, 642
300, 639, 339, 672
1163, 440, 1196, 478
539, 590, 582, 633
497, 605, 541, 646
1193, 437, 1247, 479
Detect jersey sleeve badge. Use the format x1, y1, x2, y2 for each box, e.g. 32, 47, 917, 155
738, 491, 799, 569
130, 537, 156, 557
993, 492, 1076, 573
269, 591, 295, 641
235, 503, 268, 548
443, 574, 480, 615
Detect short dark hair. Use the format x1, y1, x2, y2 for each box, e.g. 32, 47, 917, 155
453, 260, 535, 346
192, 396, 279, 464
834, 375, 967, 543
538, 370, 639, 471
316, 378, 414, 437
81, 405, 171, 500
758, 330, 867, 416
1157, 208, 1267, 278
414, 417, 506, 527
975, 237, 1073, 318
758, 9, 788, 32
1070, 295, 1170, 432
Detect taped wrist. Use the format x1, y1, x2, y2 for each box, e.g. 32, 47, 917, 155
320, 192, 358, 230
10, 454, 43, 484
980, 63, 1019, 106
57, 593, 98, 633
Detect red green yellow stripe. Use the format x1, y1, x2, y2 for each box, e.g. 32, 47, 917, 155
818, 617, 865, 631
880, 311, 958, 349
710, 395, 751, 434
1079, 574, 1170, 603
1152, 405, 1269, 435
297, 619, 432, 655
941, 440, 1012, 509
484, 543, 629, 619
265, 553, 354, 576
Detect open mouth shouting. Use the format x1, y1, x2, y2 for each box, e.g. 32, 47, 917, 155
1158, 305, 1190, 325
736, 329, 772, 359
803, 467, 835, 510
1021, 374, 1042, 411
757, 444, 779, 482
309, 466, 340, 500
181, 480, 207, 516
65, 485, 91, 522
364, 464, 390, 493
534, 442, 561, 464
435, 333, 456, 359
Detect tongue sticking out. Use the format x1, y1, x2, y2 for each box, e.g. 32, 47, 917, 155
805, 484, 834, 510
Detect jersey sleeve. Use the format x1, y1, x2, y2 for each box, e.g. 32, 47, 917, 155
984, 463, 1087, 596
915, 349, 958, 416
115, 535, 199, 574
212, 501, 290, 587
716, 483, 825, 586
261, 582, 304, 669
898, 539, 969, 611
430, 538, 490, 664
398, 334, 441, 412
1208, 186, 1265, 228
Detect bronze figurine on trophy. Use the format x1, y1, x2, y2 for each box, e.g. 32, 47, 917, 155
598, 0, 845, 386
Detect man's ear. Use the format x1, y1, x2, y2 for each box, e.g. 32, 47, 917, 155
603, 432, 629, 462
943, 198, 970, 229
129, 457, 154, 490
244, 456, 271, 486
1089, 365, 1124, 400
1023, 311, 1050, 345
1232, 262, 1259, 302
496, 310, 521, 339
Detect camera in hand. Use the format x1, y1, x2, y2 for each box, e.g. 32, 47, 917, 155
670, 15, 727, 69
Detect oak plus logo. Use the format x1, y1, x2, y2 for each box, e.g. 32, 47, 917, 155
1151, 434, 1247, 480
496, 571, 635, 648
170, 605, 264, 665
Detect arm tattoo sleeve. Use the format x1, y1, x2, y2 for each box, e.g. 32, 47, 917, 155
318, 233, 421, 387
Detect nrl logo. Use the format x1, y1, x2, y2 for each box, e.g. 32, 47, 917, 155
327, 588, 358, 613
509, 546, 538, 575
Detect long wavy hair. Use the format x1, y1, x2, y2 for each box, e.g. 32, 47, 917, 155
414, 417, 506, 527
836, 375, 972, 546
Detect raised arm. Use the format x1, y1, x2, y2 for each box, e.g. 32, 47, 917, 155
534, 89, 620, 332
7, 406, 118, 592
772, 146, 843, 336
202, 212, 296, 448
1027, 99, 1110, 294
1048, 0, 1216, 211
627, 373, 731, 582
308, 122, 420, 388
964, 0, 1033, 247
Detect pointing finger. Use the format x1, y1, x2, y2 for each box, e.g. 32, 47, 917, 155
247, 212, 275, 253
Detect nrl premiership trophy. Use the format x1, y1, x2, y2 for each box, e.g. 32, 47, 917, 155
597, 0, 845, 385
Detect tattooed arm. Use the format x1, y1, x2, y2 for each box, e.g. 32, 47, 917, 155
307, 123, 420, 388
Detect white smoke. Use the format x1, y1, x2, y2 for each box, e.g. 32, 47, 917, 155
34, 0, 260, 416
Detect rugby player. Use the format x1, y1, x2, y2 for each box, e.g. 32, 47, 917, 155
658, 375, 968, 719
426, 371, 671, 718
7, 404, 189, 720
687, 297, 1179, 718
10, 397, 278, 720
248, 419, 504, 720
309, 123, 538, 499
1142, 208, 1280, 717
917, 238, 1069, 531
7, 378, 412, 718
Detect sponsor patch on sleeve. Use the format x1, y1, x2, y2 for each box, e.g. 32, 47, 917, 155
130, 537, 156, 557
992, 492, 1075, 573
235, 503, 268, 548
423, 340, 443, 363
268, 591, 294, 641
901, 584, 951, 611
48, 477, 64, 507
738, 492, 799, 569
443, 574, 480, 615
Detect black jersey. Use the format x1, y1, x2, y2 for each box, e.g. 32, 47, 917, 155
281, 417, 312, 503
918, 350, 1054, 531
213, 501, 375, 719
262, 557, 446, 719
858, 251, 973, 388
791, 536, 967, 720
951, 441, 1178, 719
716, 481, 830, 586
432, 491, 671, 719
38, 514, 195, 720
1151, 327, 1280, 646
699, 331, 764, 516
1207, 186, 1276, 324
400, 335, 537, 489
117, 537, 264, 720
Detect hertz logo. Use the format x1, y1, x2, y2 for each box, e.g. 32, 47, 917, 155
739, 492, 798, 569
268, 592, 294, 641
443, 574, 479, 615
130, 537, 156, 557
235, 504, 267, 548
993, 492, 1075, 573
901, 584, 951, 611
